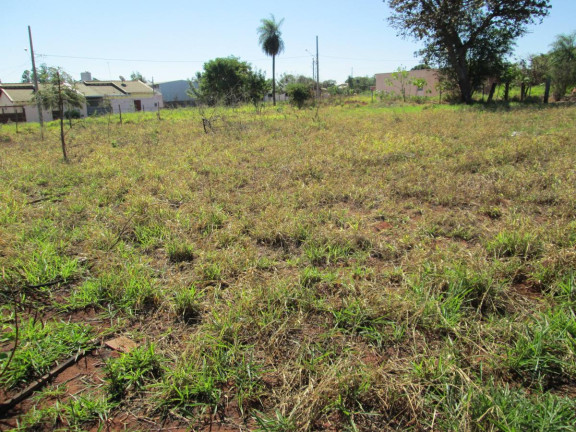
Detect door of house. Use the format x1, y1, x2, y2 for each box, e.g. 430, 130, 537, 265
134, 100, 142, 111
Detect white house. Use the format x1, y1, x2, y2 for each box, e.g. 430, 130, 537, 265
0, 74, 163, 123
0, 83, 56, 123
76, 74, 163, 116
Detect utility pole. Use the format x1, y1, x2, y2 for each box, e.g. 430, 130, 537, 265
306, 49, 316, 83
312, 59, 316, 82
316, 36, 320, 99
28, 25, 44, 140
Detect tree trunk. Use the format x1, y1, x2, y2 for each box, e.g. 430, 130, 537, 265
520, 83, 526, 102
487, 82, 497, 103
543, 78, 551, 104
272, 55, 276, 106
504, 83, 510, 101
453, 49, 473, 104
57, 72, 68, 162
60, 112, 67, 162
457, 77, 473, 104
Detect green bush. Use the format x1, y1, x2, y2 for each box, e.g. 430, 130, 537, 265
286, 83, 312, 109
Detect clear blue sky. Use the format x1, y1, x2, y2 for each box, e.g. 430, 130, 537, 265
1, 0, 574, 85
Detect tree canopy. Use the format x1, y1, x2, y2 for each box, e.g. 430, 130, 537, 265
21, 63, 51, 84
193, 57, 269, 106
346, 75, 375, 93
130, 71, 147, 83
385, 0, 551, 103
278, 74, 315, 93
549, 32, 576, 99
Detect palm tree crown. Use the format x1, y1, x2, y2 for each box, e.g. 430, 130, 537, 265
258, 15, 285, 57
257, 15, 285, 105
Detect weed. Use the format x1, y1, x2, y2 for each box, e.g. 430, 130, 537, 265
198, 206, 226, 235
65, 265, 159, 314
157, 358, 221, 416
0, 319, 93, 389
133, 221, 168, 248
166, 240, 195, 263
304, 240, 354, 266
105, 343, 165, 401
173, 285, 203, 323
299, 266, 337, 288
472, 384, 576, 432
64, 394, 113, 427
487, 231, 543, 260
254, 410, 297, 431
14, 240, 79, 286
201, 262, 223, 282
508, 309, 576, 388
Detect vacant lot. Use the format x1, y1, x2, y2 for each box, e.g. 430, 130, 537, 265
1, 102, 576, 431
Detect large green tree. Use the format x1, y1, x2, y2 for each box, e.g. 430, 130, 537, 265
193, 57, 268, 106
346, 75, 376, 93
257, 15, 285, 106
385, 0, 551, 104
549, 32, 576, 100
277, 73, 315, 93
21, 63, 51, 84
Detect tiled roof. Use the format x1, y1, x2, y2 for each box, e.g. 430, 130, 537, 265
0, 84, 37, 103
76, 82, 125, 97
78, 80, 154, 97
1, 80, 155, 103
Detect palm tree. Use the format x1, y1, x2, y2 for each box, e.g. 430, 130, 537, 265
257, 15, 285, 106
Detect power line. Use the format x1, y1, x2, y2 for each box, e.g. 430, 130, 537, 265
322, 55, 415, 62
37, 53, 310, 63
36, 52, 412, 66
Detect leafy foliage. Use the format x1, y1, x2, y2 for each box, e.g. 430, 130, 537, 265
0, 319, 93, 389
385, 0, 551, 103
549, 32, 576, 100
130, 71, 147, 82
33, 66, 85, 161
286, 83, 313, 109
345, 75, 375, 93
34, 67, 85, 114
21, 63, 51, 84
194, 57, 269, 106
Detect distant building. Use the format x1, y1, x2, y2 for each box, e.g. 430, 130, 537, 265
76, 74, 163, 116
0, 74, 164, 123
375, 69, 441, 98
155, 80, 196, 107
264, 92, 289, 103
0, 83, 55, 123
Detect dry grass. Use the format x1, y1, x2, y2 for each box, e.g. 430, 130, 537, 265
1, 100, 576, 431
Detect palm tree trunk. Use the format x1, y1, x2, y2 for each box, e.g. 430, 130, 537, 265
272, 55, 276, 106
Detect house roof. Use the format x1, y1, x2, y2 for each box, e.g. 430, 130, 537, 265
1, 79, 155, 105
0, 83, 37, 103
76, 82, 126, 97
77, 80, 154, 98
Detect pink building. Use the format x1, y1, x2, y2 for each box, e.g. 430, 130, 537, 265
375, 69, 441, 98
